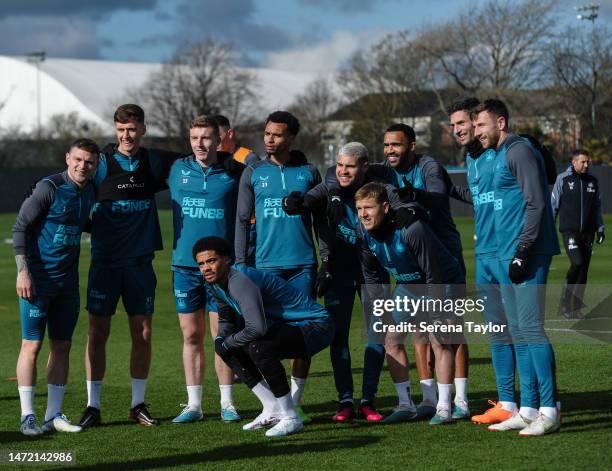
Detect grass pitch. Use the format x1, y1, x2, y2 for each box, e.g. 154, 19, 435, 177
0, 212, 610, 470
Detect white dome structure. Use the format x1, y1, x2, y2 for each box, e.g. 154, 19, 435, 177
0, 55, 320, 136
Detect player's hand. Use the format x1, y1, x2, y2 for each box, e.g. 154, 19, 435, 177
326, 188, 344, 227
394, 205, 426, 229
393, 177, 419, 202
315, 260, 333, 297
16, 270, 36, 301
282, 191, 306, 215
214, 337, 230, 357
508, 243, 529, 284
597, 230, 605, 244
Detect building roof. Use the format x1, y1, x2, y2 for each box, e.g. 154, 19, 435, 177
0, 55, 320, 136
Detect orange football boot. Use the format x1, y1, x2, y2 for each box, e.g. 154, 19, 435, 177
471, 400, 513, 425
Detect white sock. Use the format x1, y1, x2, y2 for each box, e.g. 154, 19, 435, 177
437, 383, 453, 411
18, 385, 35, 417
420, 379, 437, 405
500, 401, 518, 412
290, 376, 306, 406
277, 392, 298, 419
86, 380, 102, 409
131, 378, 147, 408
251, 381, 278, 413
453, 377, 468, 404
186, 385, 202, 410
519, 406, 539, 421
540, 406, 558, 421
219, 384, 233, 407
45, 384, 65, 422
394, 381, 415, 408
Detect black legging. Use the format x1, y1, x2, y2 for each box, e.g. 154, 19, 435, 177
216, 323, 308, 397
561, 232, 594, 311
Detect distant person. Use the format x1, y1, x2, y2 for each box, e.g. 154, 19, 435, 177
13, 139, 99, 436
551, 149, 604, 319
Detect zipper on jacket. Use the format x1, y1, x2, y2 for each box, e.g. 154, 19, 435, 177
280, 166, 286, 190
580, 178, 583, 232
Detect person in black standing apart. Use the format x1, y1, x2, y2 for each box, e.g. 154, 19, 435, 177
551, 149, 605, 319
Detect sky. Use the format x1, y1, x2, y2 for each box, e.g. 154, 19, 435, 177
0, 0, 610, 74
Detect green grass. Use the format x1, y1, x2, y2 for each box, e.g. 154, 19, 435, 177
0, 212, 610, 470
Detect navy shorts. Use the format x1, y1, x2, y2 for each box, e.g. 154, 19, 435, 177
86, 261, 156, 316
173, 269, 218, 313
20, 291, 80, 341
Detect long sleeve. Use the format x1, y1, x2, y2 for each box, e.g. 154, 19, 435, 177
224, 274, 268, 348
594, 177, 604, 232
234, 167, 255, 264
12, 180, 55, 256
506, 142, 547, 249
403, 221, 443, 284
550, 173, 564, 221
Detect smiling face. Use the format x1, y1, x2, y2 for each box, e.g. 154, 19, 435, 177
356, 196, 389, 232
450, 110, 475, 147
336, 153, 368, 188
383, 131, 415, 168
474, 110, 505, 150
65, 147, 98, 187
190, 126, 219, 166
196, 250, 231, 285
115, 118, 146, 156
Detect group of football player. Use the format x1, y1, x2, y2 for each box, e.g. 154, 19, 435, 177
14, 96, 563, 438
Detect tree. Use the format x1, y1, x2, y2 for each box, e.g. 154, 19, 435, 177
548, 24, 612, 141
288, 78, 342, 168
337, 33, 430, 161
136, 39, 259, 139
420, 0, 558, 99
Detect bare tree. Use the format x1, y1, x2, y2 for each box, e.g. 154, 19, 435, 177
548, 24, 612, 139
136, 39, 259, 138
420, 0, 558, 99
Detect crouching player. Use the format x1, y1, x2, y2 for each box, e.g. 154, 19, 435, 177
356, 182, 464, 425
13, 139, 99, 435
193, 237, 333, 437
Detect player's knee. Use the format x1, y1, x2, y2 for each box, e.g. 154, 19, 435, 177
183, 329, 203, 346
247, 341, 268, 363
49, 340, 71, 356
20, 340, 43, 358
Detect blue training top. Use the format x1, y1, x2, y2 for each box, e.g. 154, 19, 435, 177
466, 148, 498, 255
493, 134, 560, 260
235, 156, 321, 268
169, 154, 241, 269
13, 171, 95, 291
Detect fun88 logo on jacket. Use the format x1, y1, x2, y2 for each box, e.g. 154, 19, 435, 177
263, 197, 298, 218
181, 196, 224, 219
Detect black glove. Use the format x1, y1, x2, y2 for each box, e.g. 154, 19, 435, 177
508, 243, 529, 284
393, 177, 421, 202
214, 336, 230, 357
282, 191, 306, 215
394, 205, 427, 229
326, 188, 344, 227
597, 230, 605, 244
315, 260, 333, 297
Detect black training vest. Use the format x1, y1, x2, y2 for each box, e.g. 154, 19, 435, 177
96, 148, 156, 202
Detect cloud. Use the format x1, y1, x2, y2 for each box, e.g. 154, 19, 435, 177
264, 30, 366, 74
0, 16, 102, 58
173, 0, 301, 53
298, 0, 396, 13
0, 0, 158, 20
